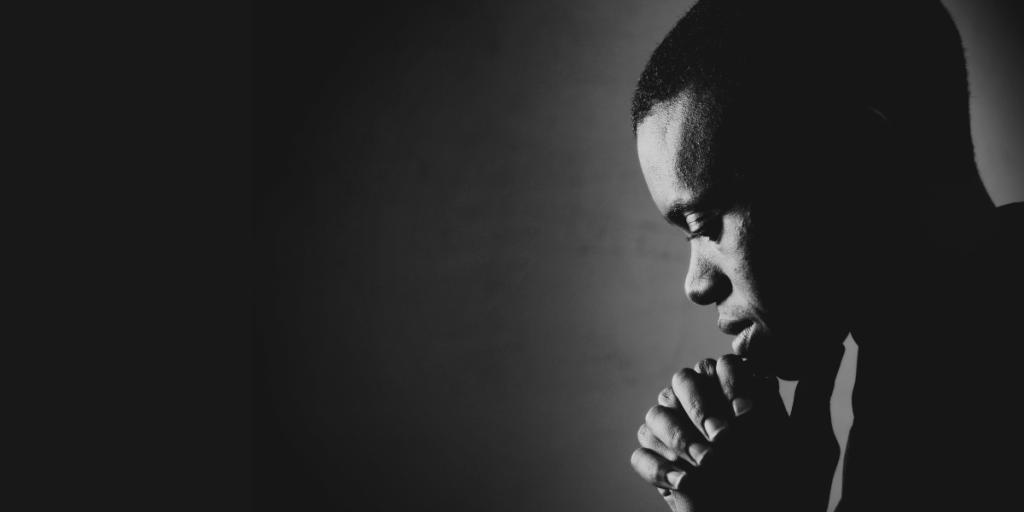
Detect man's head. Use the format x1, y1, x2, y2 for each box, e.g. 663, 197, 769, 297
633, 0, 985, 379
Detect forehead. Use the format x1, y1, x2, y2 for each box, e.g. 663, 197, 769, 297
636, 95, 724, 213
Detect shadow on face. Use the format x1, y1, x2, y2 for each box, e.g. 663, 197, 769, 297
636, 92, 899, 379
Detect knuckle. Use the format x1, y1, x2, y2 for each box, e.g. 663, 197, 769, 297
667, 425, 687, 450
717, 356, 740, 387
719, 353, 742, 368
630, 448, 648, 470
645, 405, 663, 425
658, 387, 676, 404
682, 392, 704, 421
694, 358, 717, 376
638, 424, 651, 443
661, 388, 676, 403
672, 368, 697, 389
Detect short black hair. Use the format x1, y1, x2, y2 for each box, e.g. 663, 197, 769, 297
630, 0, 973, 177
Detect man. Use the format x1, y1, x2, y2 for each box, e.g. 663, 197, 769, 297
627, 0, 1023, 510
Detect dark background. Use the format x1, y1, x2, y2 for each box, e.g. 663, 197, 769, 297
255, 1, 1024, 510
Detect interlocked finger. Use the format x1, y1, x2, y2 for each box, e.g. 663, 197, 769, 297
672, 368, 731, 443
658, 386, 681, 408
645, 405, 708, 466
630, 447, 691, 492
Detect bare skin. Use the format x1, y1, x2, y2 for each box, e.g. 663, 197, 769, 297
630, 97, 851, 511
629, 91, 1023, 511
632, 352, 843, 511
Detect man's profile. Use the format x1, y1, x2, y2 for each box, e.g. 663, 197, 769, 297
626, 0, 1023, 510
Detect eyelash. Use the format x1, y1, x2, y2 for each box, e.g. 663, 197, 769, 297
685, 215, 721, 241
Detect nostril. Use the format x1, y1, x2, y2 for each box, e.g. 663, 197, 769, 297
685, 255, 730, 306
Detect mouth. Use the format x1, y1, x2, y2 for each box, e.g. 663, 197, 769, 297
718, 318, 753, 336
718, 318, 756, 357
730, 324, 756, 358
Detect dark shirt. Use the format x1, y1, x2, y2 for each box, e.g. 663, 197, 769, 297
836, 202, 1023, 510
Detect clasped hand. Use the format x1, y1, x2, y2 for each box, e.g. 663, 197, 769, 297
631, 348, 844, 512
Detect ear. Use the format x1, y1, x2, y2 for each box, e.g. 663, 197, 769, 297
827, 104, 896, 188
813, 105, 901, 228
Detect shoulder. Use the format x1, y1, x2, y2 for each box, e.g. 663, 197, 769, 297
997, 201, 1024, 225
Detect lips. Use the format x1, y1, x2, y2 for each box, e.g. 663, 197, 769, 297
730, 325, 756, 357
718, 318, 753, 336
718, 318, 757, 358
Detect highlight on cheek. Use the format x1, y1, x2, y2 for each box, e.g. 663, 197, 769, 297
723, 207, 751, 247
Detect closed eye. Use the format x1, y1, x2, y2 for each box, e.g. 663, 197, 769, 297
664, 196, 727, 243
683, 212, 722, 242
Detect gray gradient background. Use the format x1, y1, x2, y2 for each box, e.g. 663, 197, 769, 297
257, 1, 1024, 510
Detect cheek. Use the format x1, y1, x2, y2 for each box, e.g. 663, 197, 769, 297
741, 203, 847, 314
728, 205, 809, 315
718, 212, 759, 299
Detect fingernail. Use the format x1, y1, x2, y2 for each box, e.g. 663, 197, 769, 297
666, 470, 685, 489
688, 442, 710, 464
704, 417, 726, 440
732, 397, 752, 416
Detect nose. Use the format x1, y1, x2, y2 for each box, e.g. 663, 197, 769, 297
684, 243, 730, 306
